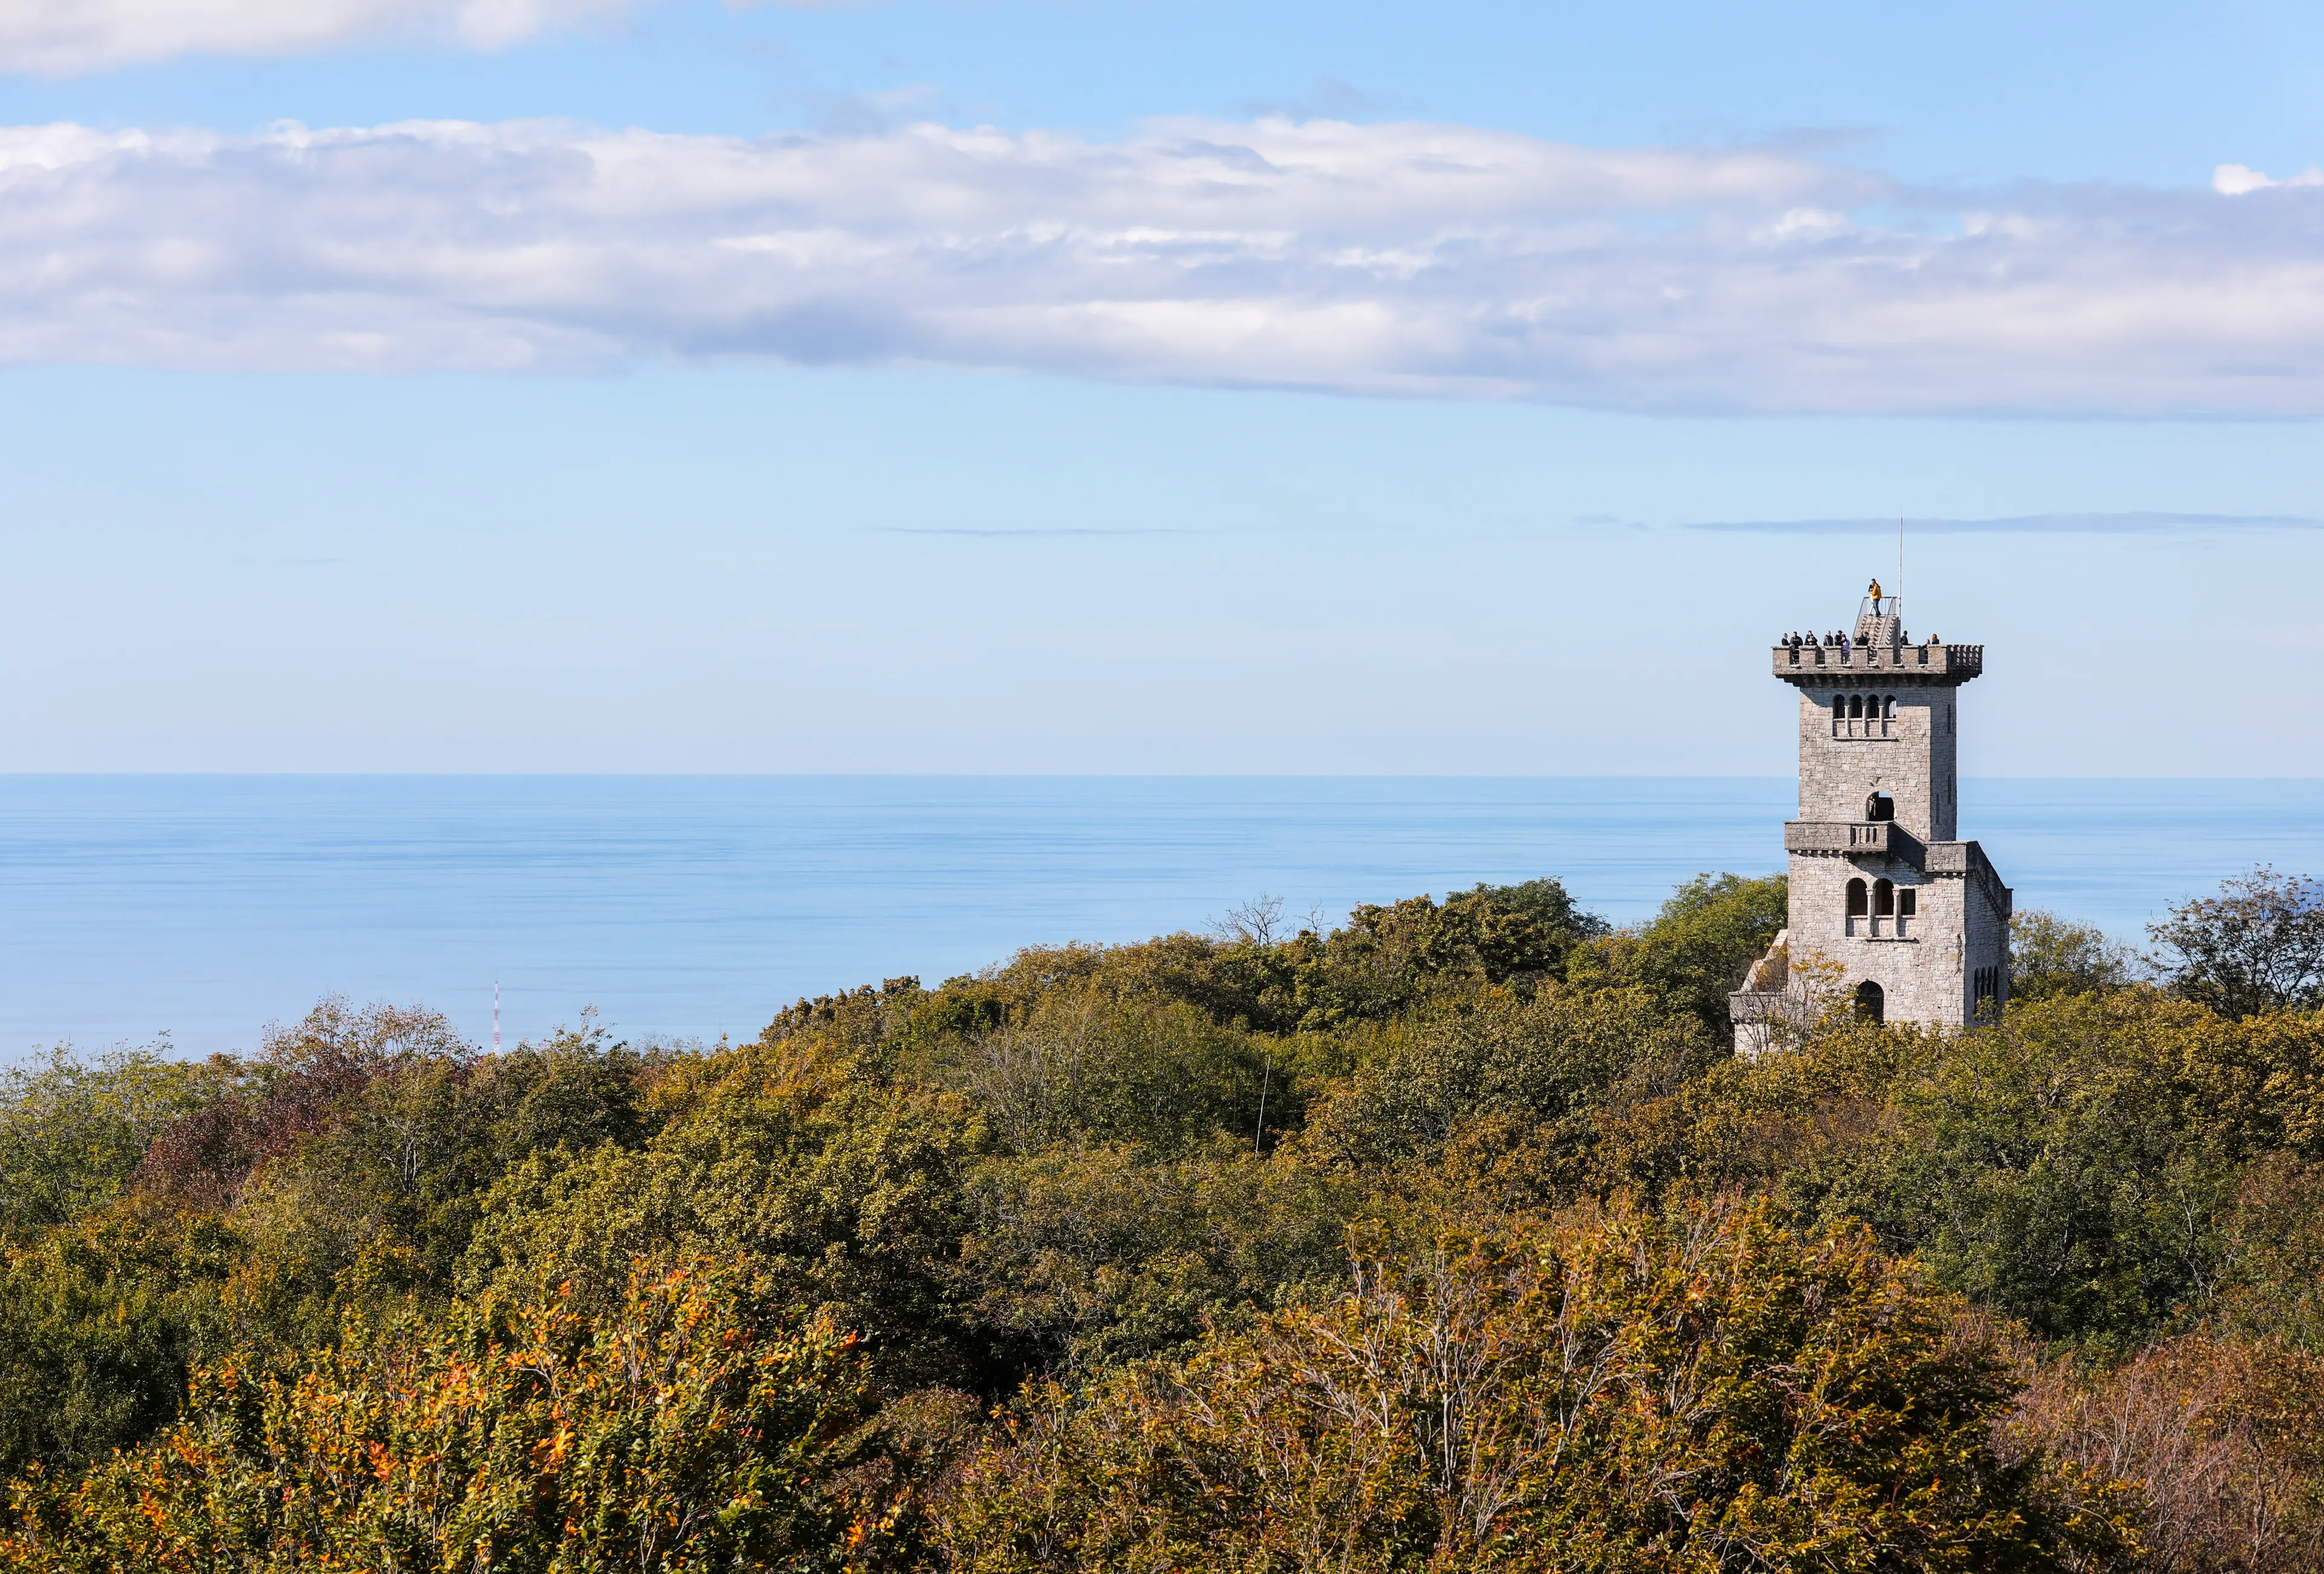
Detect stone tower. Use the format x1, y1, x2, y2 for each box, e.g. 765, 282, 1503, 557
1728, 591, 2012, 1052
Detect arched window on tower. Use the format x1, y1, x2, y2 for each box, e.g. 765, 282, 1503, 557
1883, 696, 1897, 720
1873, 879, 1894, 929
1845, 879, 1868, 936
1848, 694, 1863, 720
1974, 966, 2004, 1019
1854, 980, 1885, 1024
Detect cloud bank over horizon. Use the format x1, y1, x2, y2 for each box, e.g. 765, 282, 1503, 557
2, 115, 2322, 415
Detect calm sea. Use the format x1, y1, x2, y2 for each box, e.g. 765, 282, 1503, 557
2, 776, 2319, 1058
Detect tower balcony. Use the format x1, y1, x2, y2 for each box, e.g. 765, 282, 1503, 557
1785, 820, 1926, 866
1772, 641, 1981, 687
1781, 824, 2014, 919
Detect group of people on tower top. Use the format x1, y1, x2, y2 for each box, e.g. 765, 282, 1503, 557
1779, 623, 1942, 652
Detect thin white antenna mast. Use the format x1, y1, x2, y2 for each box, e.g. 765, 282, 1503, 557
493, 980, 501, 1054
1899, 516, 1905, 612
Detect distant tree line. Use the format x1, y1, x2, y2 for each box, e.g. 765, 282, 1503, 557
1, 867, 2322, 1570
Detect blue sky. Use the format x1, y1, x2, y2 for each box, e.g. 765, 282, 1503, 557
1, 0, 2320, 775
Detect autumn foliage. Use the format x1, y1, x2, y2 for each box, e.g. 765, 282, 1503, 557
7, 1256, 895, 1573
939, 1198, 2123, 1572
2, 870, 2321, 1571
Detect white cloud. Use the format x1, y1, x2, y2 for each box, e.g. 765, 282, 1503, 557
0, 0, 637, 74
1, 115, 2322, 413
2213, 162, 2324, 195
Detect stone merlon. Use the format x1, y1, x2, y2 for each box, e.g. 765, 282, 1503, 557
1771, 642, 1983, 687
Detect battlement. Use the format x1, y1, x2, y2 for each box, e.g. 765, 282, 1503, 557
1772, 641, 1982, 687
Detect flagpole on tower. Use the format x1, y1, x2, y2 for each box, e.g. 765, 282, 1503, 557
493, 980, 501, 1054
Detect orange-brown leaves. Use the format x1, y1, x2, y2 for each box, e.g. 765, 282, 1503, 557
932, 1196, 2101, 1573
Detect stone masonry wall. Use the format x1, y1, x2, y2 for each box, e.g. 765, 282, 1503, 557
1794, 687, 1958, 840
1964, 854, 2012, 1013
1787, 849, 1971, 1026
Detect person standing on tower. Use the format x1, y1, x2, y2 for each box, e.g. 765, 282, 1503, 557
1868, 577, 1883, 611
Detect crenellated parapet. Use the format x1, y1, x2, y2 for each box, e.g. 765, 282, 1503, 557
1771, 641, 1983, 688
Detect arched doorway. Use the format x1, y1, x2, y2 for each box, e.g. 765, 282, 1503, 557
1853, 980, 1885, 1024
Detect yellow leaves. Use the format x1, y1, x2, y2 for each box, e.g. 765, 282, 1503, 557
933, 1197, 2060, 1573
5, 1253, 890, 1574
531, 1425, 574, 1472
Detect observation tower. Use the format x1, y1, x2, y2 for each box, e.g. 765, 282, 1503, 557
1728, 585, 2011, 1052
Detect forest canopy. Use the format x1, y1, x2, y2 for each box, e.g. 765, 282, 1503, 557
4, 868, 2323, 1572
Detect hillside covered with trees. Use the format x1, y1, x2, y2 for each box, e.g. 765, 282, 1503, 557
4, 867, 2323, 1572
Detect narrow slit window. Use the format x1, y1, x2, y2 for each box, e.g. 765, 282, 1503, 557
1973, 966, 2004, 1018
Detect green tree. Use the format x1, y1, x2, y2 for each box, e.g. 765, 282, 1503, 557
2010, 911, 2139, 1002
1305, 985, 1715, 1207
0, 1201, 240, 1478
1288, 885, 1602, 1029
1468, 876, 1610, 955
2217, 1153, 2324, 1353
957, 1138, 1355, 1372
228, 1014, 660, 1320
1790, 994, 2257, 1348
0, 1046, 227, 1239
924, 986, 1265, 1156
136, 998, 471, 1215
461, 1037, 998, 1393
2150, 866, 2324, 1018
893, 879, 1609, 1050
1569, 873, 1790, 1032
